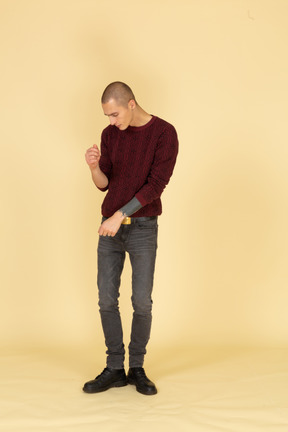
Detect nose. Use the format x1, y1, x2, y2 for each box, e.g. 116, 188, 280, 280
109, 116, 116, 126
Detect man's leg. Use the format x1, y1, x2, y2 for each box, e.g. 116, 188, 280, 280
97, 234, 126, 369
126, 218, 158, 395
83, 232, 128, 393
127, 218, 158, 368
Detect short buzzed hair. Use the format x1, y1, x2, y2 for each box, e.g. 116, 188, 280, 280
101, 81, 137, 107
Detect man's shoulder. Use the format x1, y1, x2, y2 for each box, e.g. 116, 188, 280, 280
152, 116, 178, 138
153, 116, 175, 128
101, 125, 118, 144
101, 124, 115, 136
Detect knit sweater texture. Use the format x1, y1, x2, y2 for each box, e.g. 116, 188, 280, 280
98, 115, 178, 217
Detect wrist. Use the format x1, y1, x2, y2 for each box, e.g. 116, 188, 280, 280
90, 164, 100, 173
114, 210, 126, 221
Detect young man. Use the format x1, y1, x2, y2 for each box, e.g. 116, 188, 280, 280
83, 82, 178, 395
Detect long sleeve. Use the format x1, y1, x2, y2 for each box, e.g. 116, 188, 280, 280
97, 130, 112, 192
135, 125, 178, 206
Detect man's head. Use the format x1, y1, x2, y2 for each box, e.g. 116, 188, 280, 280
101, 82, 137, 130
101, 82, 136, 107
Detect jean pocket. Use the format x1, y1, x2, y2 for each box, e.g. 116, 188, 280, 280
136, 219, 158, 229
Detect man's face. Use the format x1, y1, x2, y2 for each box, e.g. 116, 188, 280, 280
102, 99, 134, 131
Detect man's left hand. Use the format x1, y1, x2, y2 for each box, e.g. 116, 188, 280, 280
98, 211, 125, 237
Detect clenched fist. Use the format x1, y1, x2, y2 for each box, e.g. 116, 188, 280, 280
85, 144, 101, 170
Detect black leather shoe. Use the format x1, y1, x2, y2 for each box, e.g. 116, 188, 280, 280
83, 367, 127, 393
127, 367, 157, 395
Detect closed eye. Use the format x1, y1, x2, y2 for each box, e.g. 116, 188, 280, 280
105, 112, 119, 117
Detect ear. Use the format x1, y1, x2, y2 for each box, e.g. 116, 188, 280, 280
128, 99, 136, 110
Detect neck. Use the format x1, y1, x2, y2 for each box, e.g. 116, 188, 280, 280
130, 106, 152, 127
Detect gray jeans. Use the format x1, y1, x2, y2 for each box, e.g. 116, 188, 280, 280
97, 217, 158, 369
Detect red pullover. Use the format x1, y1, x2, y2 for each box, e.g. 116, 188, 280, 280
98, 115, 178, 217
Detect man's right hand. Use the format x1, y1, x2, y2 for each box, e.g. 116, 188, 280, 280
85, 144, 109, 189
85, 144, 101, 170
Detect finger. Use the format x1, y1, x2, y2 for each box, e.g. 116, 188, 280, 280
87, 149, 98, 157
88, 153, 99, 161
88, 156, 97, 162
87, 154, 99, 163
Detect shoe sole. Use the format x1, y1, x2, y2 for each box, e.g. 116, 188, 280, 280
127, 377, 157, 395
83, 380, 127, 394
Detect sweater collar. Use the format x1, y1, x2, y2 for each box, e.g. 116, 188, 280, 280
127, 115, 156, 132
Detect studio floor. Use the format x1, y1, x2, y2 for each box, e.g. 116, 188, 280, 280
1, 346, 287, 432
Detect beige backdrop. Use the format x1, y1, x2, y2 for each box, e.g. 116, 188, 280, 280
1, 0, 288, 355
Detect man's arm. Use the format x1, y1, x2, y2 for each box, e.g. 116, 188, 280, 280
85, 144, 109, 189
98, 197, 143, 237
86, 142, 124, 237
135, 124, 178, 207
